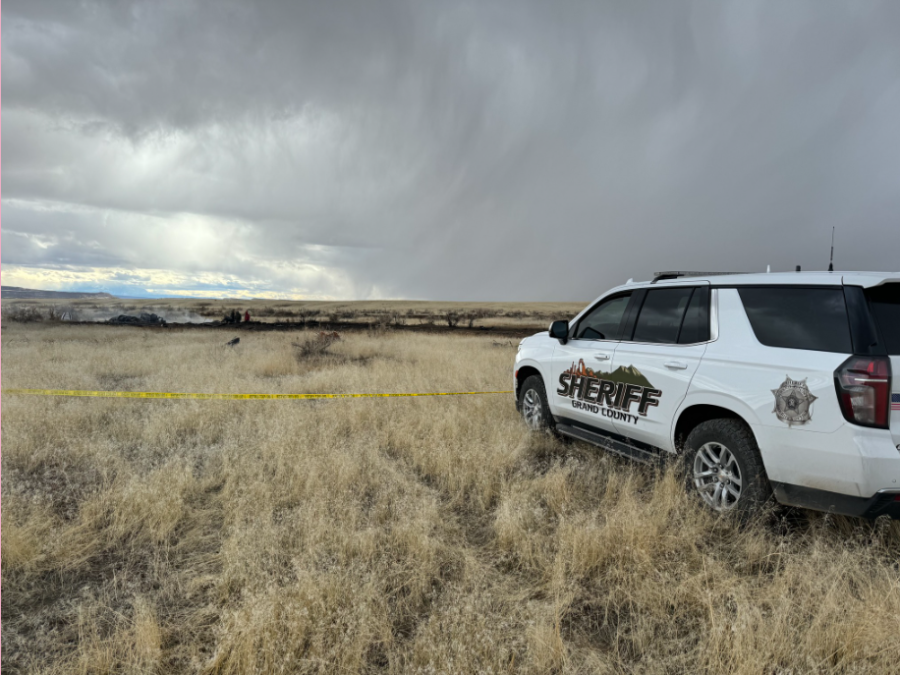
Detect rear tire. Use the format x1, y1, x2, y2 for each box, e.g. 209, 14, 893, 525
683, 419, 771, 515
519, 375, 554, 432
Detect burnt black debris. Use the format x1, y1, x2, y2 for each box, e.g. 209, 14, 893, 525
107, 313, 167, 326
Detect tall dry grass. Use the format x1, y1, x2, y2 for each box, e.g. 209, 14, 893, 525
2, 322, 899, 674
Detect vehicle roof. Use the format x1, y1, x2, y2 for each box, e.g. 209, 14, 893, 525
569, 271, 900, 323
628, 271, 900, 289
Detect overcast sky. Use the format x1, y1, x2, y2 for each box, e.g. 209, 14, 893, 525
3, 0, 899, 300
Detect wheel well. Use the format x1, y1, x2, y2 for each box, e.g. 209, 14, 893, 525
674, 405, 748, 451
515, 366, 541, 399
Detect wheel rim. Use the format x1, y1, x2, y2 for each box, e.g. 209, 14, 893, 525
522, 388, 544, 430
692, 442, 742, 511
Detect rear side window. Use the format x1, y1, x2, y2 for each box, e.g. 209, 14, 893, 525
574, 293, 631, 340
866, 284, 900, 355
632, 287, 694, 344
737, 287, 852, 353
678, 287, 710, 344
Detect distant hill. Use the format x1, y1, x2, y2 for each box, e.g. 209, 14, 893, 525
1, 286, 117, 300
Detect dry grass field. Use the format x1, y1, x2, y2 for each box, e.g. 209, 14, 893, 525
3, 320, 900, 674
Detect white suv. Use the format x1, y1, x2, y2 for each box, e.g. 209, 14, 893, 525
515, 271, 900, 519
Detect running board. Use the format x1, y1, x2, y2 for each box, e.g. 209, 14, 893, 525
556, 423, 661, 464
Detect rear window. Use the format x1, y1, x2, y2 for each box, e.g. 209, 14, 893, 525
737, 287, 852, 353
632, 288, 694, 344
678, 287, 710, 344
866, 284, 900, 355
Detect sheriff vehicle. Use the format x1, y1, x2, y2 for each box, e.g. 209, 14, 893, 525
514, 271, 900, 519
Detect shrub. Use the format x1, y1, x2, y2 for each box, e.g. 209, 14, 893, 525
3, 306, 46, 323
292, 331, 342, 359
463, 309, 493, 328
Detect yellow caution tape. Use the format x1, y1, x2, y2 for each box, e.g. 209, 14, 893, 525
3, 388, 513, 400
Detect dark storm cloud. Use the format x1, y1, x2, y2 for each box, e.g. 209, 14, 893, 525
3, 0, 900, 299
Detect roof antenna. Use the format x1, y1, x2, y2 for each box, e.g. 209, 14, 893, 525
828, 227, 835, 272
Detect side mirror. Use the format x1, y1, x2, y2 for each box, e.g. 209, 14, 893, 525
549, 320, 569, 344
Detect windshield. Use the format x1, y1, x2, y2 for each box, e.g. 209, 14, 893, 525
866, 283, 900, 355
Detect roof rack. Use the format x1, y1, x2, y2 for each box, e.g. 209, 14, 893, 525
651, 271, 741, 284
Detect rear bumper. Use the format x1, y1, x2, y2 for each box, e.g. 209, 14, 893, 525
755, 423, 900, 499
772, 483, 900, 520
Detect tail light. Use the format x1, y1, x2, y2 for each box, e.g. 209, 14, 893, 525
834, 356, 892, 429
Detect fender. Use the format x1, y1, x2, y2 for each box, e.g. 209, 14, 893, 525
669, 391, 763, 451
515, 357, 551, 388
514, 333, 556, 408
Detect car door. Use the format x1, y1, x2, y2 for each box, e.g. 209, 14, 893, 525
609, 284, 710, 449
549, 291, 635, 433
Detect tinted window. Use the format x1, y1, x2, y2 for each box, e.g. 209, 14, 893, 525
738, 287, 851, 353
574, 293, 631, 340
678, 287, 710, 344
632, 288, 694, 344
866, 284, 900, 355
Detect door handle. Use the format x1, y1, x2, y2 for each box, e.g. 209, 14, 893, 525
594, 353, 611, 361
665, 360, 689, 370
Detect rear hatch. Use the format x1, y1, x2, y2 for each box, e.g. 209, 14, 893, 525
865, 283, 900, 446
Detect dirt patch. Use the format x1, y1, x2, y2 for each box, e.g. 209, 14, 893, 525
97, 374, 148, 391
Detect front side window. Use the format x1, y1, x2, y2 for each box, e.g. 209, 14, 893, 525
631, 287, 695, 344
738, 286, 851, 353
573, 293, 631, 340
